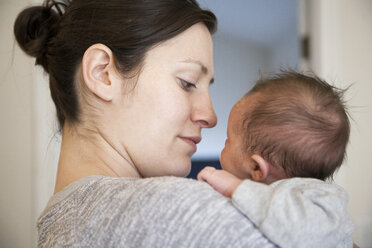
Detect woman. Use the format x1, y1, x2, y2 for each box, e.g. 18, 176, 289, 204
15, 0, 274, 247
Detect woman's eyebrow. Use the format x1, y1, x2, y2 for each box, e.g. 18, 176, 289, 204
180, 59, 215, 84
181, 59, 208, 74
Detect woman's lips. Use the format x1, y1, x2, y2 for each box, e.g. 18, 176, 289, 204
179, 136, 201, 152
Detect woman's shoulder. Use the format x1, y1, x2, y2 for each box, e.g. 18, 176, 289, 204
38, 175, 274, 247
42, 175, 220, 212
65, 175, 225, 203
82, 176, 233, 214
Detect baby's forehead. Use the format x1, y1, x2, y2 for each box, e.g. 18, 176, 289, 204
229, 94, 260, 131
239, 92, 263, 108
229, 92, 272, 130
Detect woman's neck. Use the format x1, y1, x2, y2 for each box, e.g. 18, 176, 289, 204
54, 122, 141, 194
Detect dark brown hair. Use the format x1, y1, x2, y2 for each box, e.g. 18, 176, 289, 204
14, 0, 217, 129
242, 71, 350, 180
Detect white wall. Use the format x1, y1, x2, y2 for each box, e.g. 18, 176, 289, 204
308, 0, 372, 246
0, 1, 59, 247
0, 1, 34, 247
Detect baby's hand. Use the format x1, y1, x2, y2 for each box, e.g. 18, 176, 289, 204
197, 167, 242, 198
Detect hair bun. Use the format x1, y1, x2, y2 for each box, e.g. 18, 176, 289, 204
14, 6, 59, 72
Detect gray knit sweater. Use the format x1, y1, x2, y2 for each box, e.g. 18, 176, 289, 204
232, 178, 354, 248
37, 176, 353, 247
37, 176, 275, 247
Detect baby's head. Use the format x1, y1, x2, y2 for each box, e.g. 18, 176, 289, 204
220, 71, 350, 184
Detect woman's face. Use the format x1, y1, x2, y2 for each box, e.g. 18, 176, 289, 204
112, 23, 216, 177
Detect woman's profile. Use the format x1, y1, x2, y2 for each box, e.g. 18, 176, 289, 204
14, 0, 275, 247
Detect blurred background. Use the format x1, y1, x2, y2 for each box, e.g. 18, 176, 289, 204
1, 0, 371, 247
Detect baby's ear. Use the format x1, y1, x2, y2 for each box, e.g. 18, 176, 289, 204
250, 154, 270, 182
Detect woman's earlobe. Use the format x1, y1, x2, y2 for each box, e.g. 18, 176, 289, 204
81, 44, 115, 101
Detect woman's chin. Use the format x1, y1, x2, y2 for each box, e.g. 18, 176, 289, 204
168, 160, 192, 177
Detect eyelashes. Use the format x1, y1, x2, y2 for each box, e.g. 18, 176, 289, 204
180, 79, 196, 92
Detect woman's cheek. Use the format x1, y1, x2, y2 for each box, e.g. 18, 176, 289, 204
162, 91, 192, 125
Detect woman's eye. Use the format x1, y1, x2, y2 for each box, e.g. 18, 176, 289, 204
180, 79, 196, 91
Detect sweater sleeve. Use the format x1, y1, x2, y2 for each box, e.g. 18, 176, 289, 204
231, 178, 354, 248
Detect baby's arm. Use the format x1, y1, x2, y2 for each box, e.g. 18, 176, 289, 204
197, 166, 242, 198
198, 168, 354, 247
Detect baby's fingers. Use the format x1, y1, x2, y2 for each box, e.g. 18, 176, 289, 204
197, 167, 242, 198
197, 166, 216, 182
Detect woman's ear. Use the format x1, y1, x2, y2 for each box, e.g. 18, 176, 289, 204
250, 154, 270, 182
81, 43, 115, 101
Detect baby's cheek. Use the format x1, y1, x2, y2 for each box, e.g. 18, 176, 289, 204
220, 152, 236, 176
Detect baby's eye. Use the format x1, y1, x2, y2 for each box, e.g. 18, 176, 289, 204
180, 79, 196, 91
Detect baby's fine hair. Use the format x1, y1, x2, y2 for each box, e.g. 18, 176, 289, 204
242, 70, 350, 180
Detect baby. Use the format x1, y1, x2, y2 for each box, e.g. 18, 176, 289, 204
198, 71, 354, 247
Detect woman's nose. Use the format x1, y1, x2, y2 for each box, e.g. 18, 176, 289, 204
191, 92, 217, 128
